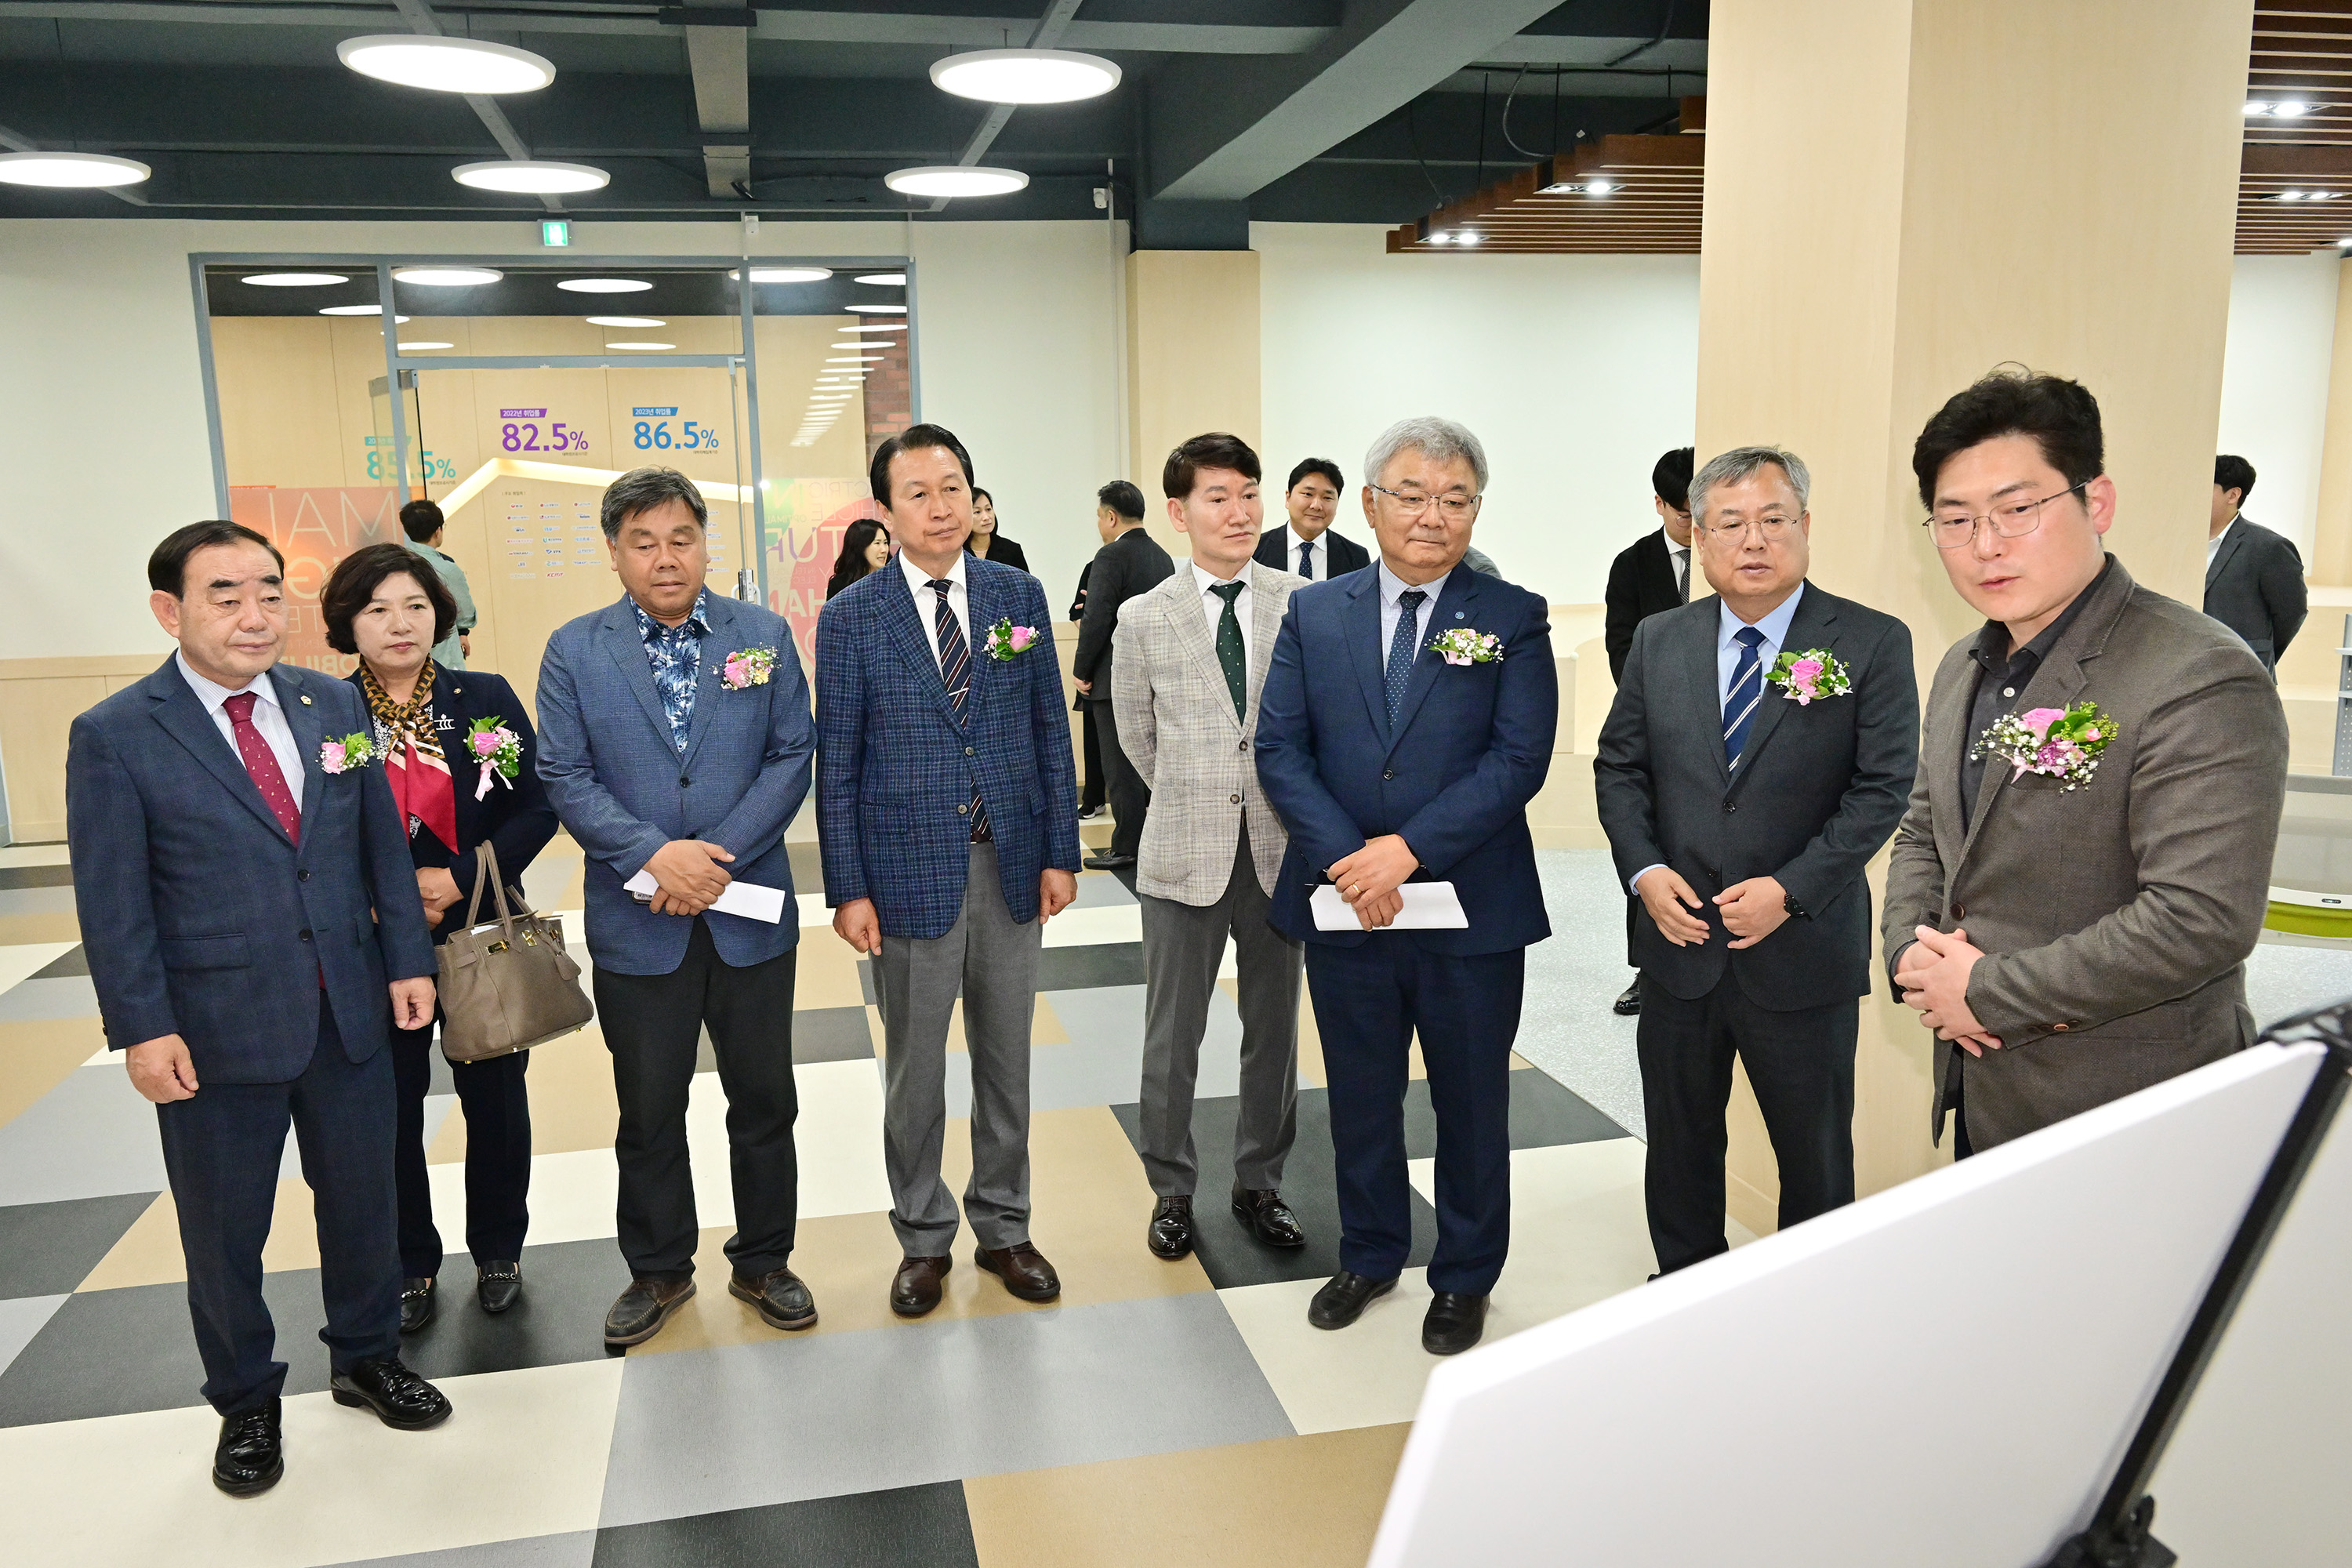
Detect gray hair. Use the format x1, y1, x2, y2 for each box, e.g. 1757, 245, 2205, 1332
1690, 445, 1811, 525
600, 465, 707, 540
1363, 416, 1490, 494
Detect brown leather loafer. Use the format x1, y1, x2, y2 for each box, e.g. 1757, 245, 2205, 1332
602, 1276, 696, 1348
976, 1242, 1062, 1302
890, 1254, 952, 1318
729, 1266, 817, 1331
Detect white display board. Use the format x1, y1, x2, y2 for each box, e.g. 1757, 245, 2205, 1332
1370, 1042, 2330, 1568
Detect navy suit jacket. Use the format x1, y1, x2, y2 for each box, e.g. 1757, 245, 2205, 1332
1256, 526, 1371, 579
1256, 562, 1558, 955
535, 593, 815, 976
67, 657, 436, 1083
815, 557, 1082, 940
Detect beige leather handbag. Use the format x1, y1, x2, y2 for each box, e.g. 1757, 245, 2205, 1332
434, 842, 593, 1062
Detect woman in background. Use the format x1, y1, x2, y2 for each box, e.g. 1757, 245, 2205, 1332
826, 518, 892, 601
966, 488, 1030, 572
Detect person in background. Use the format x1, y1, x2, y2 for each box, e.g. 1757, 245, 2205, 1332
1257, 458, 1371, 582
967, 487, 1031, 573
537, 466, 819, 1349
398, 499, 477, 670
68, 521, 448, 1497
1461, 544, 1501, 578
323, 543, 557, 1330
2203, 454, 2307, 678
826, 518, 893, 601
1602, 446, 1699, 1018
1074, 480, 1174, 869
1070, 562, 1106, 820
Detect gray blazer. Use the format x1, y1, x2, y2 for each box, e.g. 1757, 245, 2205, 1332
1882, 557, 2288, 1150
1110, 561, 1303, 904
2201, 514, 2307, 674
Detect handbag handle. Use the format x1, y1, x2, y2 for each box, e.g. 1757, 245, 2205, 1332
459, 840, 518, 939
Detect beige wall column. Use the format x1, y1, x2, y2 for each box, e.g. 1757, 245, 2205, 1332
1696, 0, 2252, 1228
2311, 256, 2352, 586
1123, 249, 1263, 557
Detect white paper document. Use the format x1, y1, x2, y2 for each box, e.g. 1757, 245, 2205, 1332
1310, 880, 1468, 931
623, 870, 786, 924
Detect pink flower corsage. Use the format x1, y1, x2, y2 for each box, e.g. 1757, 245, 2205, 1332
319, 732, 374, 774
466, 717, 524, 800
1973, 699, 2116, 791
1766, 648, 1851, 705
984, 619, 1040, 660
720, 648, 776, 690
1428, 627, 1502, 665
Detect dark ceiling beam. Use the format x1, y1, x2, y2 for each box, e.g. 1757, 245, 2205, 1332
676, 5, 750, 196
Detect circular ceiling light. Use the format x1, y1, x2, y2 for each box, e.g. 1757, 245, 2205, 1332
321, 304, 406, 318
0, 151, 151, 188
243, 272, 349, 287
557, 277, 652, 293
930, 49, 1120, 105
854, 272, 907, 286
831, 340, 877, 349
585, 315, 664, 327
454, 160, 608, 194
846, 303, 909, 314
337, 35, 554, 94
604, 341, 674, 350
883, 165, 1028, 199
397, 341, 454, 350
844, 321, 905, 331
728, 267, 833, 283
391, 266, 503, 286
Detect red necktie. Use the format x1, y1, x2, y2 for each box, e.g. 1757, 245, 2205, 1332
223, 691, 300, 844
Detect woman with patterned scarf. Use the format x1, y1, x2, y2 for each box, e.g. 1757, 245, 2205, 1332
323, 543, 557, 1334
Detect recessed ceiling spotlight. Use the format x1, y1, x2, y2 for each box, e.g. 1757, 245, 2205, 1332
2246, 101, 2271, 115
454, 160, 608, 194
604, 341, 674, 350
931, 48, 1120, 105
321, 304, 407, 318
2281, 190, 2307, 201
397, 341, 455, 350
0, 151, 151, 187
883, 165, 1029, 198
243, 272, 349, 287
557, 278, 652, 293
392, 266, 503, 286
585, 315, 664, 327
1457, 230, 1483, 245
2275, 100, 2312, 118
1586, 179, 1616, 195
728, 267, 833, 283
846, 303, 909, 314
854, 272, 907, 285
1425, 232, 1452, 245
337, 35, 554, 94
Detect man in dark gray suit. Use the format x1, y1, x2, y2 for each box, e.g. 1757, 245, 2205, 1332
2203, 454, 2307, 677
1073, 479, 1175, 869
1888, 372, 2288, 1153
1596, 447, 1918, 1274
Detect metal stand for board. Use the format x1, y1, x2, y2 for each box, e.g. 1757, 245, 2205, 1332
2333, 614, 2352, 778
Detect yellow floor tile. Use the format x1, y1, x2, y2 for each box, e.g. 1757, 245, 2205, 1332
426, 1026, 619, 1163
78, 1180, 328, 1291
793, 928, 869, 1009
0, 1015, 106, 1131
0, 912, 81, 946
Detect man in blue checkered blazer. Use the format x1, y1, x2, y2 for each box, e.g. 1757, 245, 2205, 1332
816, 424, 1083, 1319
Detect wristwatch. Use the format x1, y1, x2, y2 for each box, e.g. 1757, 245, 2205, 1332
1782, 889, 1809, 920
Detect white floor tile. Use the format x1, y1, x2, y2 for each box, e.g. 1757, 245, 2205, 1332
0, 942, 77, 997
1040, 902, 1140, 949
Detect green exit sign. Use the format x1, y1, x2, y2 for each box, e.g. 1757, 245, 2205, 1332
540, 220, 572, 248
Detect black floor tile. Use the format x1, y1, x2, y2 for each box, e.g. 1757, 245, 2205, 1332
790, 1005, 876, 1063
0, 1193, 158, 1298
1034, 941, 1144, 990
31, 945, 88, 978
394, 1239, 636, 1381
0, 864, 74, 891
591, 1482, 978, 1568
1396, 1068, 1628, 1160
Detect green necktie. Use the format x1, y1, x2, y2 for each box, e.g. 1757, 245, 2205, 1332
1209, 579, 1247, 720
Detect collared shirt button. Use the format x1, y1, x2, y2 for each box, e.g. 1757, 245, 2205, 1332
2002, 688, 2015, 697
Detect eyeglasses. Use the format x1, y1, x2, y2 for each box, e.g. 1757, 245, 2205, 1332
1925, 480, 2091, 551
1370, 482, 1482, 522
1697, 515, 1798, 544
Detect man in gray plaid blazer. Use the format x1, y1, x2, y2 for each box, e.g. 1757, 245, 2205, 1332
1112, 434, 1310, 1261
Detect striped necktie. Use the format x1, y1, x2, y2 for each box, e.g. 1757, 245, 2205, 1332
928, 580, 990, 841
1723, 625, 1766, 771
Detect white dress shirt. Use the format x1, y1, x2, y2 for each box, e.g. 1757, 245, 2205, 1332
1192, 560, 1254, 662
176, 651, 303, 811
2207, 515, 2234, 568
1287, 524, 1329, 581
900, 549, 969, 670
1376, 560, 1443, 662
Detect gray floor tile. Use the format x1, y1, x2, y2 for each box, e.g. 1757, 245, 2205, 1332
31, 945, 87, 978
942, 1039, 1138, 1118
0, 1192, 158, 1297
0, 1294, 67, 1377
0, 1065, 172, 1203
2245, 940, 2352, 1031
1036, 941, 1144, 991
1518, 848, 1649, 1138
0, 864, 74, 891
592, 1484, 977, 1568
597, 1292, 1293, 1526
0, 974, 100, 1023
344, 1531, 597, 1568
0, 885, 74, 917
1068, 872, 1138, 909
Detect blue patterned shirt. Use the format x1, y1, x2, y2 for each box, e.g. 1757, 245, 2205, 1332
633, 590, 711, 753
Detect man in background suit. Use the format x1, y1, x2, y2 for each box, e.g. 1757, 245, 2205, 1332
1889, 372, 2288, 1152
2203, 454, 2307, 677
68, 521, 450, 1497
1256, 457, 1373, 583
1074, 478, 1174, 869
1258, 416, 1557, 1356
1595, 447, 1918, 1275
1113, 432, 1308, 1261
818, 423, 1082, 1317
537, 466, 818, 1348
1602, 446, 1699, 1017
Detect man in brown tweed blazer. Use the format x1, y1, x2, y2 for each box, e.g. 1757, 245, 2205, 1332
1885, 369, 2288, 1153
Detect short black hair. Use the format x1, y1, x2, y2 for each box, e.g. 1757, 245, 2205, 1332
869, 423, 975, 506
1163, 433, 1262, 500
1097, 480, 1145, 521
1912, 368, 2104, 512
320, 542, 458, 656
1651, 447, 1696, 512
601, 466, 707, 540
399, 498, 445, 543
148, 520, 285, 597
1286, 457, 1344, 494
2215, 455, 2256, 504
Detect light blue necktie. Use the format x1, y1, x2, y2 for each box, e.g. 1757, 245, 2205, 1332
1298, 539, 1314, 579
1723, 625, 1766, 770
1385, 589, 1426, 728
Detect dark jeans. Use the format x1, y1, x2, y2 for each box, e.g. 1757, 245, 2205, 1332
1079, 703, 1106, 811
592, 917, 800, 1280
1093, 696, 1149, 858
390, 1017, 532, 1278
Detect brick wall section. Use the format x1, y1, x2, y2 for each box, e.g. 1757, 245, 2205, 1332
863, 328, 912, 459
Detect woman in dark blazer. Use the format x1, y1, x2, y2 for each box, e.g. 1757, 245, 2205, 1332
967, 486, 1029, 572
825, 517, 892, 601
322, 543, 558, 1331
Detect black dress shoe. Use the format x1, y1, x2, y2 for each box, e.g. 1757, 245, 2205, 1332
1147, 1195, 1194, 1259
212, 1399, 284, 1497
475, 1260, 521, 1315
1307, 1270, 1397, 1330
976, 1242, 1062, 1301
729, 1266, 818, 1331
1613, 977, 1642, 1016
398, 1276, 436, 1334
1232, 1186, 1307, 1248
604, 1276, 697, 1347
330, 1356, 453, 1430
1083, 851, 1135, 869
1422, 1291, 1490, 1356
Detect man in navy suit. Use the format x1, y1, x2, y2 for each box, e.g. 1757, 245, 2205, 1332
1257, 416, 1558, 1356
817, 423, 1082, 1317
537, 466, 818, 1348
68, 521, 450, 1497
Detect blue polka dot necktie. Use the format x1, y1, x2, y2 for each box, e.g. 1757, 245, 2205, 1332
1723, 625, 1766, 770
1298, 539, 1314, 580
1385, 589, 1426, 728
